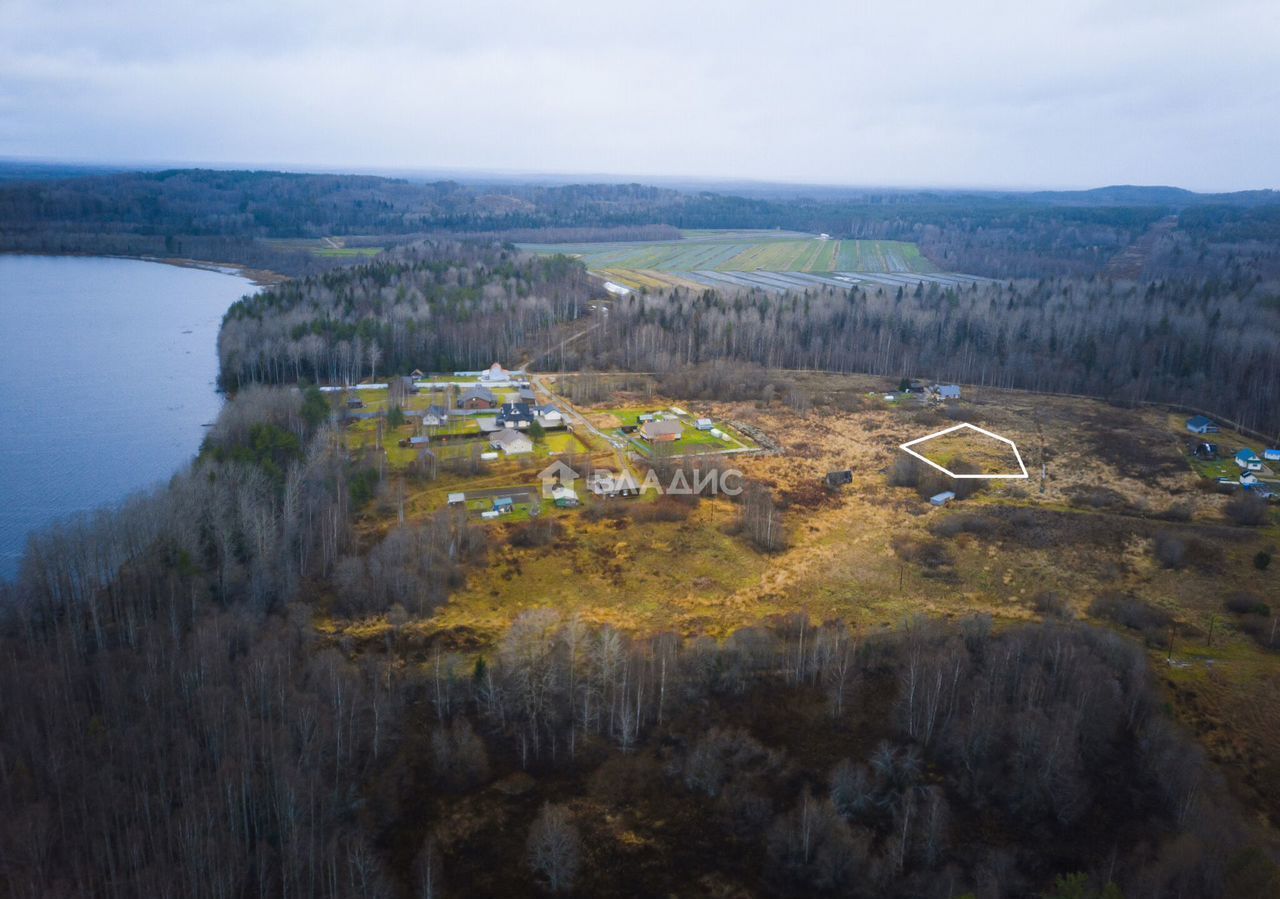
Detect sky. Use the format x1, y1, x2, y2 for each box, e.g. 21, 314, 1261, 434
1, 0, 1277, 192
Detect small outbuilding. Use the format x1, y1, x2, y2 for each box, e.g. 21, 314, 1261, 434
695, 418, 714, 431
1265, 449, 1280, 462
930, 491, 956, 506
825, 470, 853, 488
492, 496, 515, 514
1186, 415, 1220, 435
1240, 471, 1260, 488
447, 492, 466, 505
551, 486, 580, 508
1235, 448, 1263, 471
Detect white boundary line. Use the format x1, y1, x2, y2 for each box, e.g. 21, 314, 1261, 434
899, 422, 1029, 480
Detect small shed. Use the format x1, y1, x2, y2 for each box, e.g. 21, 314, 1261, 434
695, 418, 714, 431
492, 496, 515, 513
410, 369, 425, 379
447, 492, 466, 505
552, 486, 580, 508
1240, 471, 1260, 488
1265, 449, 1280, 462
930, 491, 956, 506
346, 396, 364, 409
825, 470, 853, 488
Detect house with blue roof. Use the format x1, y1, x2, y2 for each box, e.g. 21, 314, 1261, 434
1235, 448, 1263, 471
1186, 415, 1219, 434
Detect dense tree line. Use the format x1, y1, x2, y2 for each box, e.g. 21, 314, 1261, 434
5, 167, 1278, 278
216, 242, 590, 389
220, 244, 1280, 434
573, 277, 1280, 436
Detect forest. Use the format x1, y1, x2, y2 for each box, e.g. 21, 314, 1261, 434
4, 176, 1280, 896
4, 167, 1279, 278
218, 243, 1280, 436
0, 376, 1270, 896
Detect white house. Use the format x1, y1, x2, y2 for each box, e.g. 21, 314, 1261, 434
537, 405, 566, 429
489, 429, 533, 455
1235, 449, 1263, 471
480, 362, 510, 383
695, 418, 714, 431
1265, 449, 1280, 463
1240, 471, 1260, 487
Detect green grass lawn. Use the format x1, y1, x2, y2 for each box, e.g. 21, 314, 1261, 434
518, 230, 937, 275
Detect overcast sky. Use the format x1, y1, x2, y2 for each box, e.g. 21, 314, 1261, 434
1, 0, 1277, 191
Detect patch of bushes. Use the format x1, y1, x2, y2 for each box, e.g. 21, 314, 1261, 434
1032, 590, 1072, 619
508, 519, 565, 548
1224, 592, 1271, 617
1226, 493, 1270, 526
1089, 591, 1173, 643
931, 512, 997, 539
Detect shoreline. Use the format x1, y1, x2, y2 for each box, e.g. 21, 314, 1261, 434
0, 249, 288, 288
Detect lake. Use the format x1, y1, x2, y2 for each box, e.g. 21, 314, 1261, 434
0, 256, 257, 580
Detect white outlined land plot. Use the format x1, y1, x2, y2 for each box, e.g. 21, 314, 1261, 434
899, 423, 1029, 480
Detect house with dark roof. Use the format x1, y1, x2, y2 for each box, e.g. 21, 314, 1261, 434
461, 385, 497, 409
1186, 415, 1220, 434
497, 402, 535, 429
825, 470, 853, 488
933, 384, 961, 400
423, 405, 449, 427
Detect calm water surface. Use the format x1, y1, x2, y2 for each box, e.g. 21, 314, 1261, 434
0, 256, 256, 579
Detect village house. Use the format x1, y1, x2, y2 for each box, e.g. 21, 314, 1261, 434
410, 369, 425, 379
517, 387, 537, 404
489, 429, 533, 455
496, 402, 535, 429
1240, 470, 1260, 488
1186, 415, 1220, 434
1235, 448, 1263, 471
480, 362, 510, 383
460, 385, 497, 409
536, 405, 565, 429
933, 384, 961, 400
422, 405, 449, 427
640, 419, 683, 442
1266, 449, 1280, 463
695, 418, 714, 431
